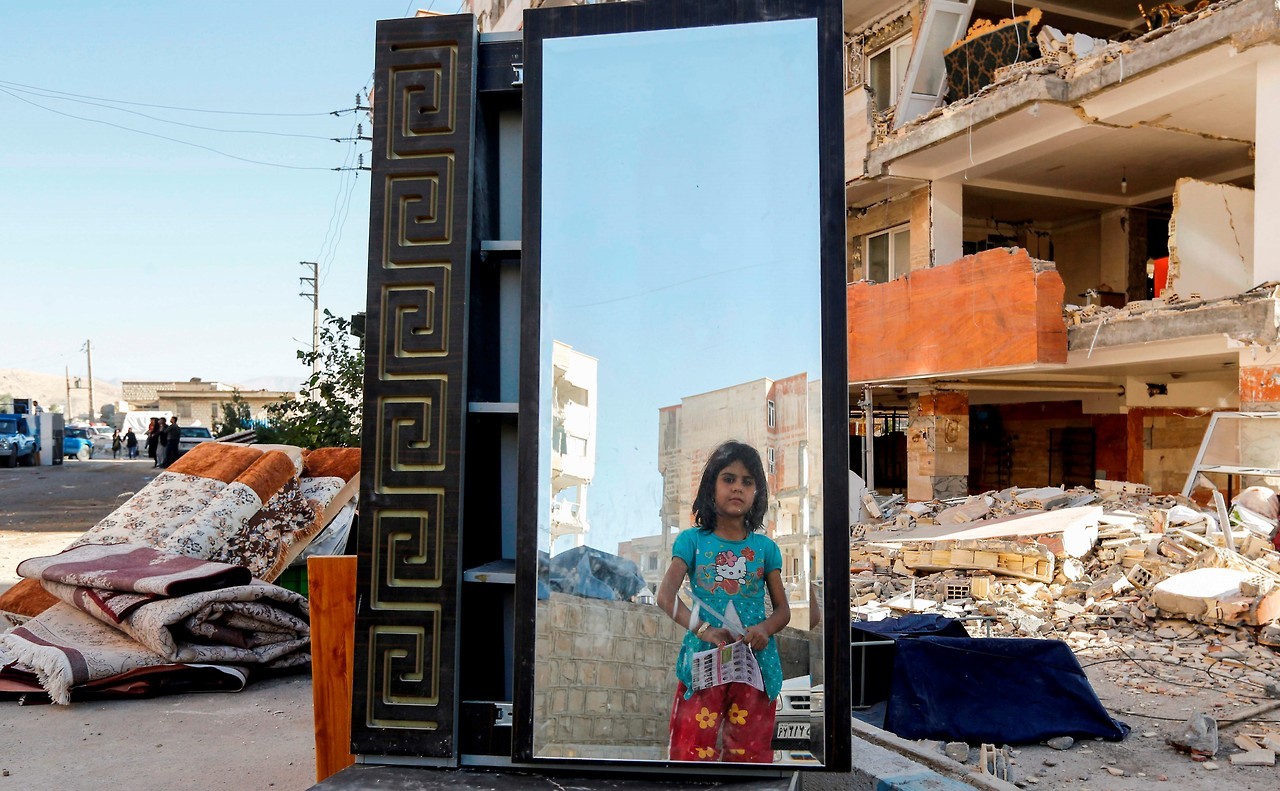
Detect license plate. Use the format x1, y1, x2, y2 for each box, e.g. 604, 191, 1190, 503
775, 721, 810, 740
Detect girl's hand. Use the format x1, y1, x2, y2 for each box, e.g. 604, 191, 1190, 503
741, 625, 769, 651
699, 627, 733, 646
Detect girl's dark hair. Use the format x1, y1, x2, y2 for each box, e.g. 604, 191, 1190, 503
691, 440, 769, 533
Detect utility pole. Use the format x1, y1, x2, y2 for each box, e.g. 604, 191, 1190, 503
65, 367, 72, 417
83, 339, 95, 422
299, 262, 319, 391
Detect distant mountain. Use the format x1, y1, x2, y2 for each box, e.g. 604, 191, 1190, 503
234, 375, 306, 393
0, 369, 123, 418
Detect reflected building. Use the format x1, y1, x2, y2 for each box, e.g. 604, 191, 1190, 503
623, 373, 823, 612
549, 341, 597, 553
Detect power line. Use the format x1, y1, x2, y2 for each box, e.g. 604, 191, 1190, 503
0, 82, 335, 140
0, 78, 332, 117
0, 87, 336, 171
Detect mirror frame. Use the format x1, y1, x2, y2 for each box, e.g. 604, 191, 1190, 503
515, 0, 849, 770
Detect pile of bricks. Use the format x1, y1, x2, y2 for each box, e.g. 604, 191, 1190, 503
850, 481, 1280, 770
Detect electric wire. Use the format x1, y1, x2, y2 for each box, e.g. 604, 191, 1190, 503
1081, 643, 1277, 699
315, 117, 360, 270
0, 78, 331, 117
0, 87, 334, 171
0, 82, 334, 140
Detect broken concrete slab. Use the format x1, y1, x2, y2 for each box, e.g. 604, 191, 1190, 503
1150, 567, 1280, 626
1229, 749, 1276, 766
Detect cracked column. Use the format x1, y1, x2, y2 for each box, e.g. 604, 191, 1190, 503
1257, 54, 1280, 284
906, 391, 969, 501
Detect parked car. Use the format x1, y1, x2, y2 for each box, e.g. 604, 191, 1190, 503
176, 426, 214, 457
773, 675, 822, 760
63, 427, 95, 461
0, 414, 37, 467
88, 425, 114, 445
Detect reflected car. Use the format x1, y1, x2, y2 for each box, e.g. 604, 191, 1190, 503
176, 426, 214, 457
0, 414, 36, 467
773, 675, 822, 759
63, 427, 95, 461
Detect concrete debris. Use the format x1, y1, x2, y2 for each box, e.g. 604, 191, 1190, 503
1169, 712, 1219, 757
851, 481, 1280, 759
943, 741, 969, 762
1228, 748, 1275, 766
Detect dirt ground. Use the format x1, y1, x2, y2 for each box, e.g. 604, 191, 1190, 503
0, 459, 318, 791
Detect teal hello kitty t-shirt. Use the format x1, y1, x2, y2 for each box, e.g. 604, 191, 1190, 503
671, 526, 784, 701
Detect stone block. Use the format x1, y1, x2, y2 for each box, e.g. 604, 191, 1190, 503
578, 661, 598, 686
598, 662, 618, 687
585, 689, 608, 713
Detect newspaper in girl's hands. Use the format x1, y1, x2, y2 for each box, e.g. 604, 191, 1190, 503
690, 640, 764, 693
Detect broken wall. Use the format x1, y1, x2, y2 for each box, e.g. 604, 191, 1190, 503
1143, 410, 1212, 494
847, 247, 1067, 382
1049, 218, 1103, 305
1168, 178, 1255, 300
847, 187, 930, 282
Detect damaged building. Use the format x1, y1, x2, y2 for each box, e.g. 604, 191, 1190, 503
844, 0, 1280, 502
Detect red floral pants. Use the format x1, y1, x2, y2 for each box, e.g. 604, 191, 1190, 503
668, 681, 775, 762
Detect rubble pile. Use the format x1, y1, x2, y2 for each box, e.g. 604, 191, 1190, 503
851, 482, 1280, 695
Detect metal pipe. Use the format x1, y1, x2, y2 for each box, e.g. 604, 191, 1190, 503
862, 384, 875, 491
929, 380, 1124, 395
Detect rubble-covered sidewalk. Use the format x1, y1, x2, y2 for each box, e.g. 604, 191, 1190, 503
851, 480, 1280, 784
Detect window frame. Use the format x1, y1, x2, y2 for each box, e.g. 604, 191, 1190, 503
864, 223, 911, 283
866, 34, 912, 113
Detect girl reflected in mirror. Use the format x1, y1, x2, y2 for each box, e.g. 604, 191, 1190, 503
655, 440, 790, 762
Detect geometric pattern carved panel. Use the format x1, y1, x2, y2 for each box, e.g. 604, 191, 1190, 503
352, 13, 474, 761
380, 269, 452, 378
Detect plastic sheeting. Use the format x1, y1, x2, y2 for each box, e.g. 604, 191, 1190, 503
884, 636, 1130, 744
544, 546, 646, 602
852, 614, 969, 706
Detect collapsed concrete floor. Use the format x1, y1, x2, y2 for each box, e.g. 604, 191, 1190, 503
851, 482, 1280, 786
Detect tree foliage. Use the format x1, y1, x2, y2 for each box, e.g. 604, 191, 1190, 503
256, 310, 363, 448
214, 391, 254, 437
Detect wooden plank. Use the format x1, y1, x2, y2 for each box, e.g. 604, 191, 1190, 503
310, 555, 357, 783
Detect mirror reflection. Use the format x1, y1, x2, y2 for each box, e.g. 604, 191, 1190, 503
532, 18, 825, 765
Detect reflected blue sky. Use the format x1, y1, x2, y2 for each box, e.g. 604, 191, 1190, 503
541, 18, 822, 555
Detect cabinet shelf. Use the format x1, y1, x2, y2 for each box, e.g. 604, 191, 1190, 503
463, 559, 516, 584
468, 401, 518, 414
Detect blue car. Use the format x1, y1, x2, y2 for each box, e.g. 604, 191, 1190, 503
63, 426, 95, 461
0, 414, 36, 467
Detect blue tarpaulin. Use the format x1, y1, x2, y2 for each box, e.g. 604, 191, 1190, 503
884, 636, 1130, 744
544, 546, 646, 601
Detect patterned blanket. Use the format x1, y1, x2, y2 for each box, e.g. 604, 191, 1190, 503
0, 442, 359, 704
1, 545, 309, 704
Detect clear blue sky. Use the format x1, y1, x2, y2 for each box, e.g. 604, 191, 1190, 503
0, 2, 460, 387
540, 19, 822, 553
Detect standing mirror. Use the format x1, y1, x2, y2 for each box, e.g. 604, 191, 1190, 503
517, 0, 847, 769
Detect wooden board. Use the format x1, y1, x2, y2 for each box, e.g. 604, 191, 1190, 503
310, 555, 357, 783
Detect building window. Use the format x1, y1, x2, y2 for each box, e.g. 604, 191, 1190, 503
865, 224, 911, 282
767, 446, 776, 474
867, 36, 911, 113
767, 399, 775, 428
